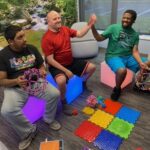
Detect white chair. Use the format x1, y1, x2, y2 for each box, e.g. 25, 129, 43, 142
71, 22, 99, 58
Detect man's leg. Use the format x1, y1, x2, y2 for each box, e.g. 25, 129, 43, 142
81, 62, 96, 82
53, 73, 75, 116
127, 56, 147, 72
55, 74, 67, 103
1, 88, 37, 149
115, 68, 127, 88
36, 81, 61, 130
69, 59, 96, 91
49, 65, 81, 116
106, 57, 126, 101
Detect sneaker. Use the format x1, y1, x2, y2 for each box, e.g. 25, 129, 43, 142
62, 104, 77, 116
83, 82, 93, 92
111, 87, 121, 101
49, 120, 61, 131
19, 127, 37, 150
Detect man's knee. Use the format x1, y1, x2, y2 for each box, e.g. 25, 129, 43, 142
86, 63, 96, 73
56, 75, 67, 87
116, 68, 127, 75
1, 106, 13, 118
54, 88, 60, 99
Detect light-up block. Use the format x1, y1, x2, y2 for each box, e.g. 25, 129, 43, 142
100, 61, 134, 89
46, 74, 83, 104
40, 140, 64, 150
22, 96, 46, 124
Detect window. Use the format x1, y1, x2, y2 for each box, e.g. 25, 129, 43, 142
80, 0, 112, 30
79, 0, 150, 34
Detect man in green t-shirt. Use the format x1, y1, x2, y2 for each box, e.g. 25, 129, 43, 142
91, 9, 149, 101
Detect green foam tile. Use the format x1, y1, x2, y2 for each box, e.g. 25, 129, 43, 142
107, 117, 134, 139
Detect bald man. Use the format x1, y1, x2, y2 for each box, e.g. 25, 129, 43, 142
42, 10, 96, 115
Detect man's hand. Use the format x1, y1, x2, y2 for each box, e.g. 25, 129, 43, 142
88, 14, 97, 28
39, 69, 47, 78
17, 75, 28, 88
64, 70, 74, 79
139, 62, 148, 69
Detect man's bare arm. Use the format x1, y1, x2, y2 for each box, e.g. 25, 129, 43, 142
0, 71, 27, 87
46, 54, 73, 78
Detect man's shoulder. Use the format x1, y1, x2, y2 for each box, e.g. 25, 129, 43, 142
26, 44, 38, 52
61, 26, 71, 32
131, 27, 138, 34
0, 46, 10, 55
106, 24, 121, 31
26, 44, 36, 49
110, 24, 121, 28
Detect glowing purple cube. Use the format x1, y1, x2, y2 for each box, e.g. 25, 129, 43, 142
22, 96, 46, 123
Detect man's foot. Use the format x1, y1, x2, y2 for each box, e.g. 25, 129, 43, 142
19, 127, 37, 150
62, 104, 78, 116
133, 84, 140, 92
111, 87, 121, 101
133, 84, 149, 93
83, 82, 92, 92
49, 120, 61, 131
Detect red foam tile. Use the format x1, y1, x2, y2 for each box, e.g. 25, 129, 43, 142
98, 98, 123, 115
74, 120, 102, 142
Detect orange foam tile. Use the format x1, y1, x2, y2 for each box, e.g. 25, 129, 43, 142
40, 140, 60, 150
99, 98, 123, 115
88, 110, 114, 129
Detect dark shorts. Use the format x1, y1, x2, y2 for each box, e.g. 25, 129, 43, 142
49, 58, 89, 80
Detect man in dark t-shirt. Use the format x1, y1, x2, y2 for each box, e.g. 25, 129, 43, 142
0, 25, 61, 150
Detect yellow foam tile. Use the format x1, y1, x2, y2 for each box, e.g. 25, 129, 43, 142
82, 106, 95, 115
88, 110, 114, 128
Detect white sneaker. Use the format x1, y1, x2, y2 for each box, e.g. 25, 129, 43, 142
49, 120, 61, 131
19, 127, 37, 150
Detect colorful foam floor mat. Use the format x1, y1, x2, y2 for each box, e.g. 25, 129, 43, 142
76, 98, 141, 150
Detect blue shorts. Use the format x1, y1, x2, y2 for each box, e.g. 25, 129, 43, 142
106, 55, 147, 73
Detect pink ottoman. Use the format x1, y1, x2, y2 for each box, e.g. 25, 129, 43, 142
100, 61, 134, 89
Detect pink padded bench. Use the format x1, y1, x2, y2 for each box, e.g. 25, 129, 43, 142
100, 61, 134, 89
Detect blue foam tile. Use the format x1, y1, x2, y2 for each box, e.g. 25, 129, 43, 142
46, 74, 83, 104
116, 106, 141, 124
93, 130, 123, 150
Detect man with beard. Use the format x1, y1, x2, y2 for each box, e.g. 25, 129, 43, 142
42, 10, 96, 115
0, 25, 61, 150
91, 9, 149, 100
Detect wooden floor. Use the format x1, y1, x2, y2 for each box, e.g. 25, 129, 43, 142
0, 48, 150, 150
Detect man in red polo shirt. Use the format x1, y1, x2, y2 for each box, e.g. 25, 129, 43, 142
42, 10, 96, 115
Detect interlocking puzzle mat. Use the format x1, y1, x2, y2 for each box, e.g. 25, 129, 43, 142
107, 117, 134, 139
74, 120, 102, 142
76, 96, 141, 149
115, 106, 141, 124
88, 110, 114, 129
93, 130, 123, 150
99, 99, 123, 115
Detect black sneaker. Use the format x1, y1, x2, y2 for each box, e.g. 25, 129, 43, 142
111, 87, 121, 101
62, 104, 76, 116
83, 82, 92, 92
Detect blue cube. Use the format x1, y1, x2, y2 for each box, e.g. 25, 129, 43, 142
46, 74, 83, 104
